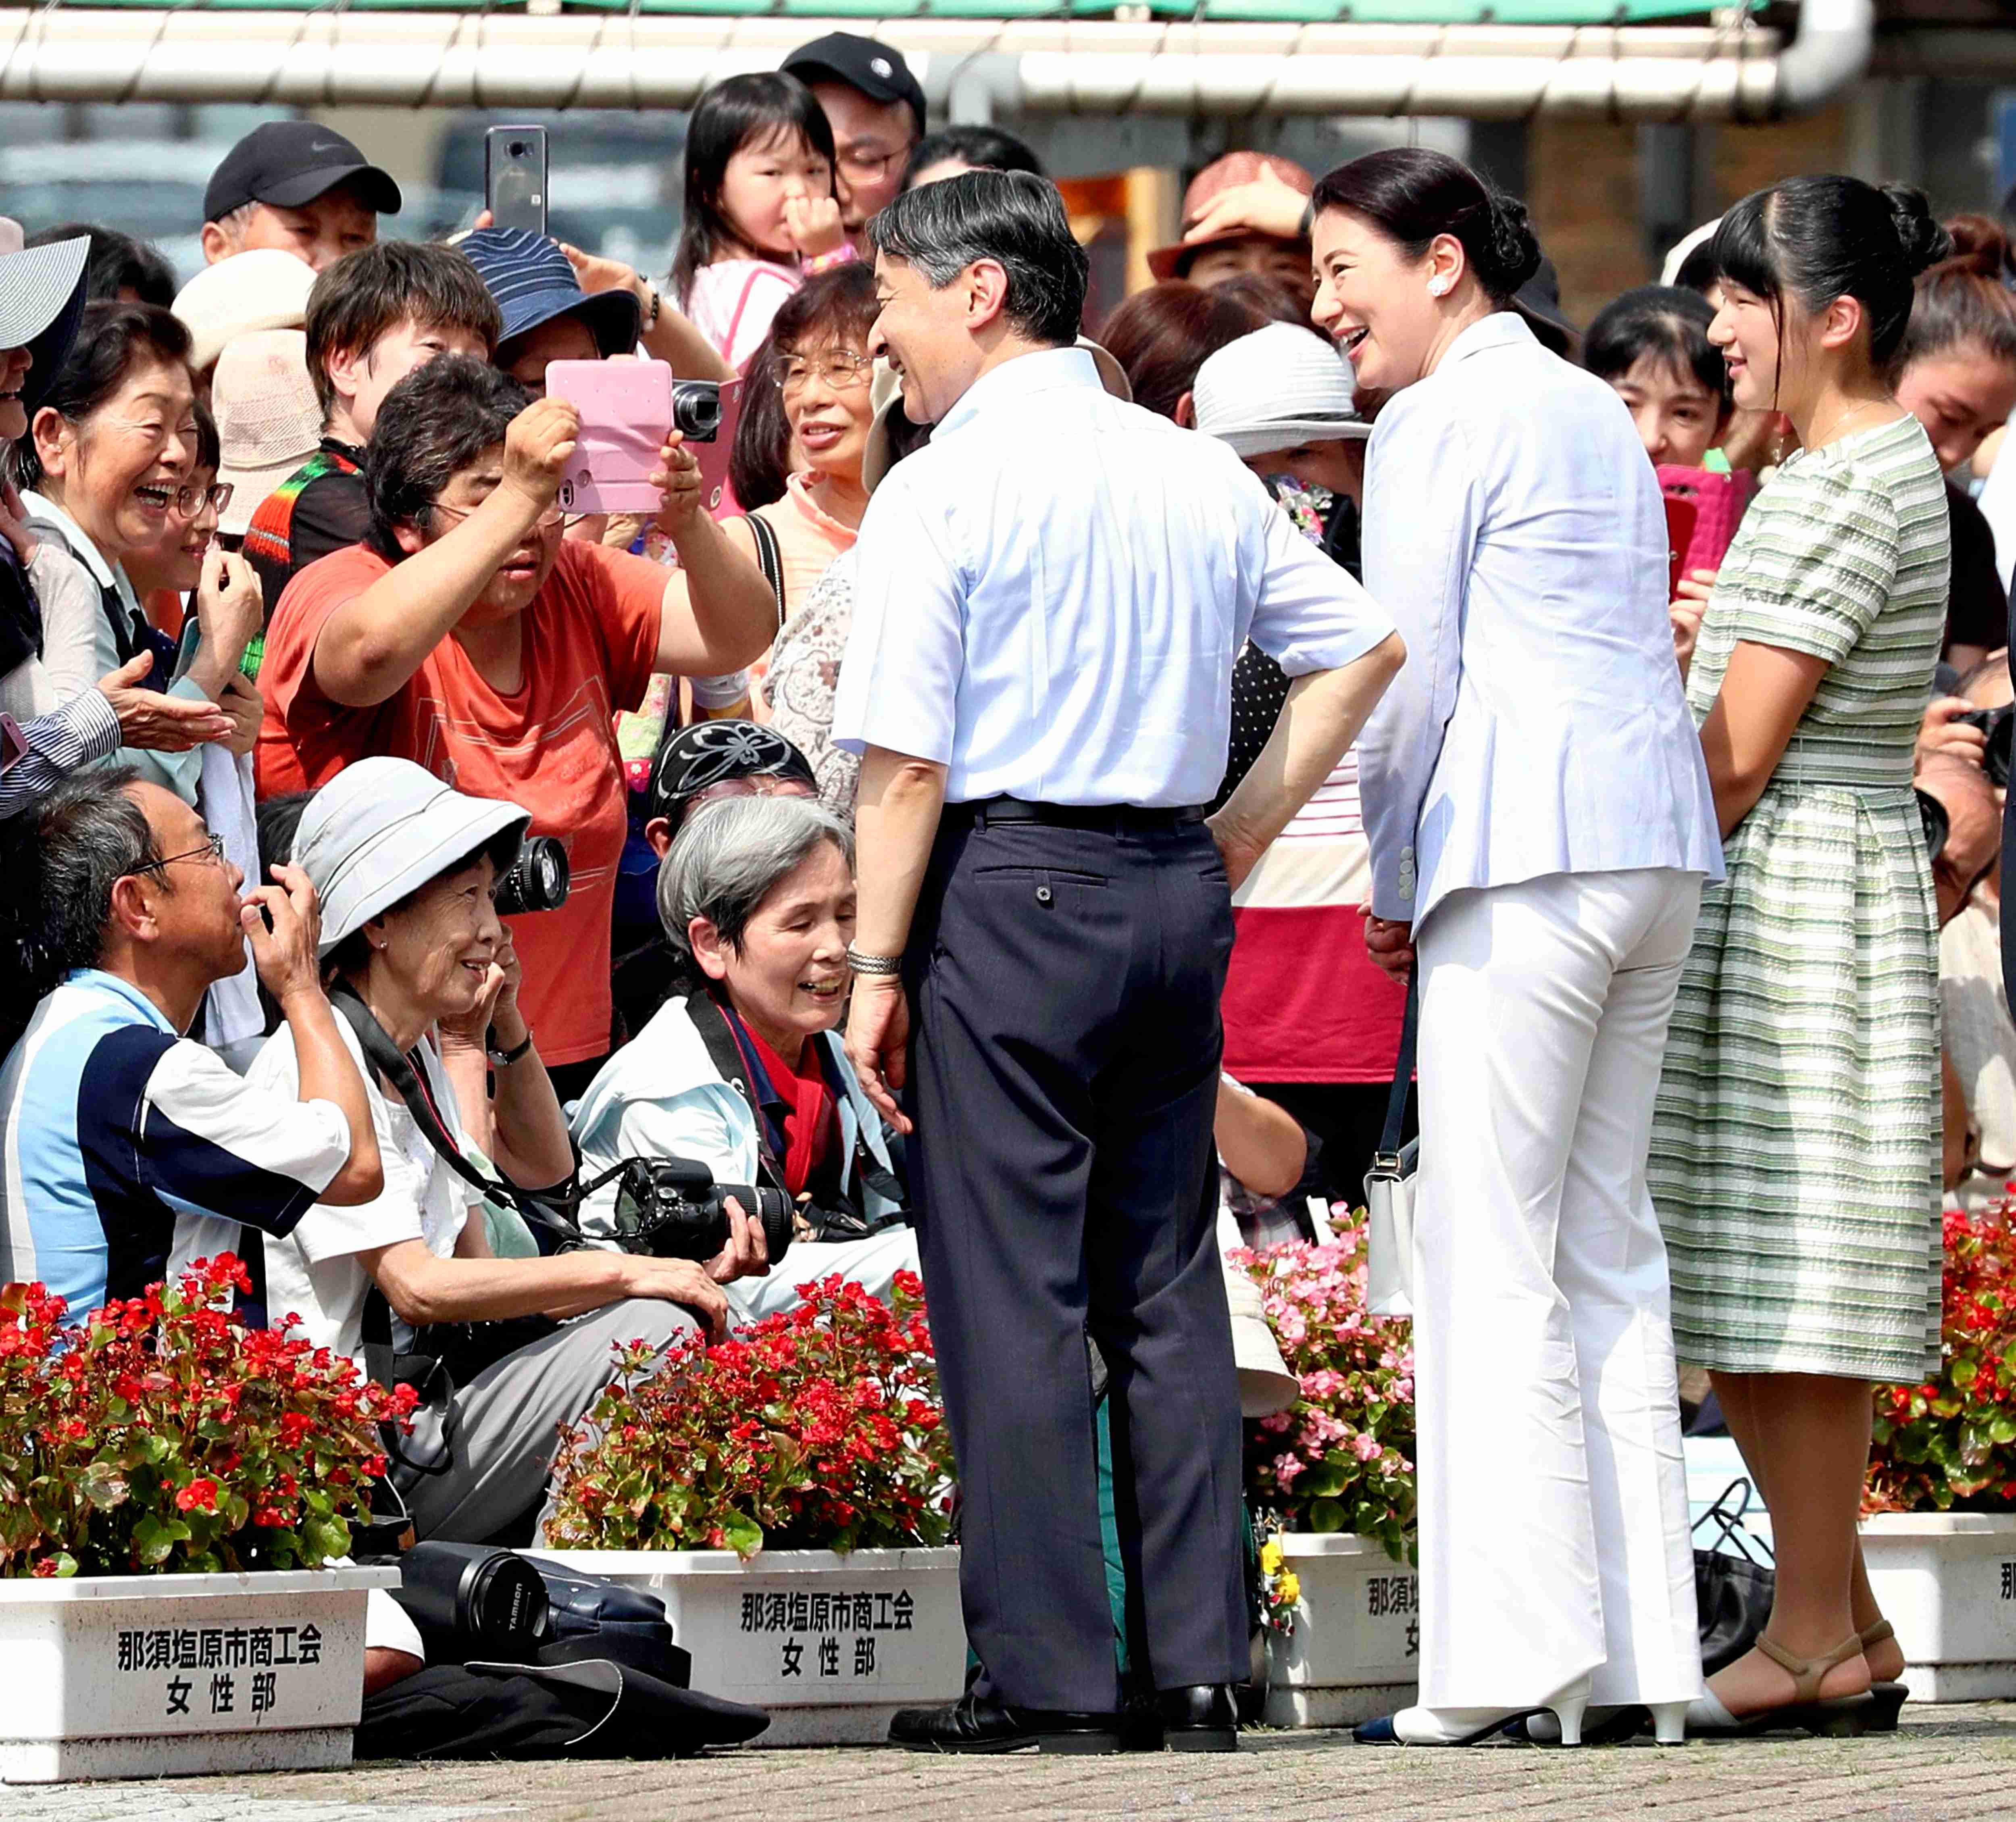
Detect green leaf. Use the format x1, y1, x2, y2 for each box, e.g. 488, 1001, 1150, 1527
132, 1514, 190, 1567
300, 1515, 350, 1566
1308, 1497, 1346, 1534
1300, 1462, 1347, 1499
80, 1462, 129, 1511
720, 1510, 764, 1560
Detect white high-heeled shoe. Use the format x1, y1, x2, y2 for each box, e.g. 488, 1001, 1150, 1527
1524, 1699, 1690, 1746
1354, 1676, 1593, 1747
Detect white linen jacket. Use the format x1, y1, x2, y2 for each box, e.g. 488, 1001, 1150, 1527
1355, 312, 1723, 926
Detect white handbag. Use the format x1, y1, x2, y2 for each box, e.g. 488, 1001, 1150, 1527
1361, 975, 1418, 1318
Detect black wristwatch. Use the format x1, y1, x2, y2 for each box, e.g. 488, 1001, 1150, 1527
487, 1026, 535, 1068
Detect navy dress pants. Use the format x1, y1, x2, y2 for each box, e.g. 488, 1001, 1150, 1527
904, 803, 1247, 1714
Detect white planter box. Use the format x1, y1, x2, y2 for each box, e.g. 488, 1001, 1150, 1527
1860, 1513, 2016, 1702
1263, 1533, 1419, 1728
528, 1547, 964, 1745
0, 1564, 396, 1783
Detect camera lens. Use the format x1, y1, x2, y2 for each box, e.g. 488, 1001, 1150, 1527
510, 140, 527, 157
493, 837, 571, 917
670, 381, 723, 444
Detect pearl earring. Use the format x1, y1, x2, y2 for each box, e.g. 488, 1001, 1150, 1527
1429, 279, 1449, 297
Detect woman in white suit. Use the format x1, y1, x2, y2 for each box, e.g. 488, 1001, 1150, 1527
1316, 149, 1725, 1746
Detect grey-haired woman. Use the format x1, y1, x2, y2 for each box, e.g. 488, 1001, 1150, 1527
572, 793, 913, 1318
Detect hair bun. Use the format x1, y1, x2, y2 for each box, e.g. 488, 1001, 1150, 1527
1934, 212, 2015, 285
1481, 193, 1543, 297
1882, 183, 1953, 279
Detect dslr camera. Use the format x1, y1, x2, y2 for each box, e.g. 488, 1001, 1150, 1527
606, 1155, 794, 1264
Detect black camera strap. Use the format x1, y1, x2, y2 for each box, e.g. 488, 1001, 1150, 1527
327, 987, 584, 1438
688, 991, 908, 1235
685, 991, 796, 1213
328, 986, 585, 1252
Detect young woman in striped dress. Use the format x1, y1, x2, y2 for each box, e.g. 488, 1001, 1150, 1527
1650, 176, 1954, 1737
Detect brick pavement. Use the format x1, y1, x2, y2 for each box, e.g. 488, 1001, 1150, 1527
10, 1703, 2016, 1822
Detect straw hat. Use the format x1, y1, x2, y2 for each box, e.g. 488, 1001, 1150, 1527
211, 330, 322, 537
1146, 152, 1315, 284
174, 250, 315, 373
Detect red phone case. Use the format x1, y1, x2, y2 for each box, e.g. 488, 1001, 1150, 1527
1658, 465, 1754, 583
1662, 496, 1697, 602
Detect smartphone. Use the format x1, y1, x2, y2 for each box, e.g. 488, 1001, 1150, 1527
691, 377, 744, 518
485, 125, 548, 237
1661, 495, 1697, 603
548, 359, 675, 514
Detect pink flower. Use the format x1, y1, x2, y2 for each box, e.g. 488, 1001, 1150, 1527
1351, 1431, 1383, 1461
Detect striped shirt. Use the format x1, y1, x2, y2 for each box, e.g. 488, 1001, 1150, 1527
0, 688, 119, 822
0, 971, 352, 1320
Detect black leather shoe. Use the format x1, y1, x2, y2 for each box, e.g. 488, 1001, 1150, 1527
1153, 1684, 1240, 1753
888, 1691, 1124, 1755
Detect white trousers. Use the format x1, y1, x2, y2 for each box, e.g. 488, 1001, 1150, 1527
1411, 867, 1704, 1708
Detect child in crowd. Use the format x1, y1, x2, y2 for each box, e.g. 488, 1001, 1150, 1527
243, 241, 500, 608
669, 73, 855, 374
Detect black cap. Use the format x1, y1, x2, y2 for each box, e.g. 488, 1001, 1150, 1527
203, 121, 403, 226
648, 720, 818, 831
1512, 256, 1578, 360
781, 33, 927, 137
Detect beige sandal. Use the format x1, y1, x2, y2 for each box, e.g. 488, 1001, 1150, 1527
1685, 1633, 1877, 1737
1859, 1620, 1908, 1732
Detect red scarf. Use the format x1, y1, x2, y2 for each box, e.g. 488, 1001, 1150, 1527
732, 1015, 837, 1197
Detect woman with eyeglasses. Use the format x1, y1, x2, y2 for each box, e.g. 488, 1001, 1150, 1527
18, 300, 262, 804
254, 354, 776, 1101
633, 264, 879, 731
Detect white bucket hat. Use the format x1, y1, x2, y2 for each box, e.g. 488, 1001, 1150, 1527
292, 757, 531, 956
1224, 1259, 1300, 1419
173, 249, 315, 373
212, 329, 322, 537
1192, 322, 1368, 458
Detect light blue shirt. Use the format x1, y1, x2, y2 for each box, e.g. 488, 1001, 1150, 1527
1355, 313, 1723, 924
832, 347, 1396, 808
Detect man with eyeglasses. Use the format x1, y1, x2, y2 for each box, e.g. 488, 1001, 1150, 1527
0, 769, 384, 1323
782, 34, 927, 252
255, 354, 777, 1100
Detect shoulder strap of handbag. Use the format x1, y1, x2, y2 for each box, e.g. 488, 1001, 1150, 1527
683, 990, 794, 1208
327, 985, 584, 1251
1376, 972, 1419, 1163
720, 265, 774, 373
743, 512, 787, 630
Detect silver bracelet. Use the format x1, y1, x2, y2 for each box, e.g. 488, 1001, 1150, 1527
845, 946, 904, 977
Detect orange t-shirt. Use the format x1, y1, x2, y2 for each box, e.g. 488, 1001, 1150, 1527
256, 539, 664, 1066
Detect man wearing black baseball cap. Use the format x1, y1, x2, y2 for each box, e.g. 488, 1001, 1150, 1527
780, 33, 925, 248
201, 121, 402, 275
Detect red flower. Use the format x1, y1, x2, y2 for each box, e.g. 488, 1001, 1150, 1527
175, 1479, 219, 1513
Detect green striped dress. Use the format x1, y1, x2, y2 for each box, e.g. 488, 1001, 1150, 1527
1650, 415, 1949, 1383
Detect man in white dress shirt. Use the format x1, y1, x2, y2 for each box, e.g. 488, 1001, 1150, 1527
833, 171, 1404, 1753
